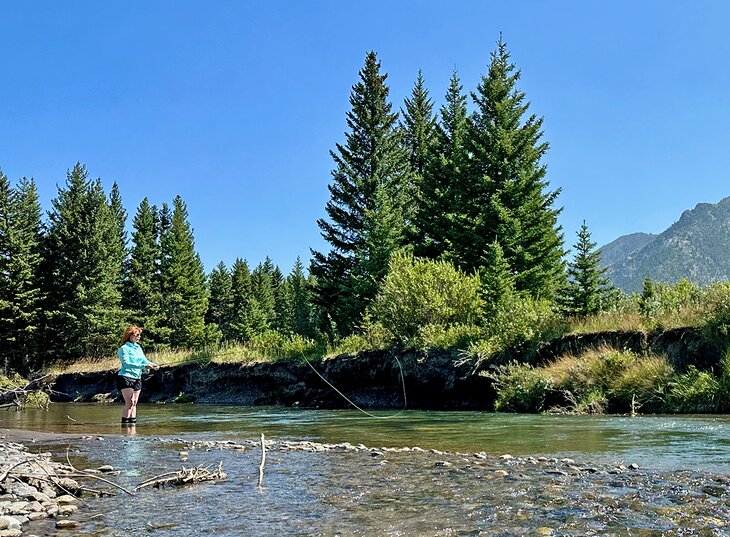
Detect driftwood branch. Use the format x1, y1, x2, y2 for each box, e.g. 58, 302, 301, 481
258, 433, 266, 487
135, 464, 226, 491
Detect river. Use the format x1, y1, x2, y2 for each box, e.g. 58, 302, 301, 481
1, 404, 728, 536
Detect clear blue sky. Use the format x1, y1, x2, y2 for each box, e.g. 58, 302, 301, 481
3, 1, 729, 274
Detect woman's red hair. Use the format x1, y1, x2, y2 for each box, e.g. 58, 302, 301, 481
121, 326, 142, 345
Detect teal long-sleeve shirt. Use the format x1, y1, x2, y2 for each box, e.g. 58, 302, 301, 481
117, 342, 153, 379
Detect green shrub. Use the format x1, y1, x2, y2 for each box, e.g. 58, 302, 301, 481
609, 355, 674, 412
487, 362, 554, 412
370, 253, 482, 342
640, 278, 704, 330
545, 349, 674, 413
702, 282, 730, 351
415, 323, 484, 351
665, 366, 720, 413
329, 334, 370, 356
246, 331, 324, 361
486, 295, 564, 352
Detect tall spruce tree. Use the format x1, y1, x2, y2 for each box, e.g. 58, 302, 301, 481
414, 71, 470, 260
250, 260, 276, 333
123, 198, 167, 347
287, 257, 315, 338
108, 182, 127, 290
464, 39, 565, 299
0, 173, 44, 372
229, 257, 253, 341
43, 164, 125, 359
206, 261, 233, 338
311, 51, 411, 336
401, 70, 437, 232
560, 221, 612, 317
479, 239, 515, 316
158, 196, 208, 348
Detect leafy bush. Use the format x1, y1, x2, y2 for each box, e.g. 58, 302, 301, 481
370, 253, 482, 342
665, 366, 720, 413
246, 331, 324, 361
485, 295, 564, 352
639, 278, 704, 330
487, 362, 554, 412
416, 323, 483, 351
702, 282, 730, 351
328, 334, 370, 356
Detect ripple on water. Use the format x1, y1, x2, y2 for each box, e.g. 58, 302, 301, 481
30, 436, 728, 537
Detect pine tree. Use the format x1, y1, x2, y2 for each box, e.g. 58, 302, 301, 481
288, 257, 315, 338
464, 38, 565, 299
158, 195, 208, 348
401, 70, 437, 202
414, 71, 470, 260
0, 173, 45, 372
479, 240, 515, 316
561, 221, 612, 317
229, 258, 253, 341
250, 260, 276, 332
311, 51, 411, 336
42, 163, 124, 360
206, 261, 233, 338
123, 198, 166, 347
108, 182, 127, 289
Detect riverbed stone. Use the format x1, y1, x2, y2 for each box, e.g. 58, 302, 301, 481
58, 504, 78, 516
0, 529, 22, 537
0, 517, 20, 530
55, 495, 78, 505
55, 519, 80, 529
6, 502, 28, 515
494, 470, 509, 477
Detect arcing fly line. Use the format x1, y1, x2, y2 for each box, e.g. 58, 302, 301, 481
300, 349, 407, 419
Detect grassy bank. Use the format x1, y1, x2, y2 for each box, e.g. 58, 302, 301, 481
48, 278, 730, 415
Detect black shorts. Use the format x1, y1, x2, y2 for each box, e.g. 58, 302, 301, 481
116, 375, 142, 392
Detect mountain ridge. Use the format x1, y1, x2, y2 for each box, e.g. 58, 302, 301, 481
598, 195, 730, 292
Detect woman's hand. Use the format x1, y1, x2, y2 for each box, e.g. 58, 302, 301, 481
148, 362, 160, 370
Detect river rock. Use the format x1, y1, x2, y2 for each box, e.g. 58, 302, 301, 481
97, 465, 115, 473
55, 495, 78, 505
58, 504, 78, 516
0, 517, 20, 530
55, 519, 80, 529
0, 529, 22, 537
494, 470, 509, 477
6, 502, 28, 515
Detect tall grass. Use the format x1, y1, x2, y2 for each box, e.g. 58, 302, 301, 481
49, 332, 327, 374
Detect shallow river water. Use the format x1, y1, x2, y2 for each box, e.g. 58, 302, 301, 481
1, 404, 728, 536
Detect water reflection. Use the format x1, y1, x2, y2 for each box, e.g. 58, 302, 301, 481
0, 403, 728, 471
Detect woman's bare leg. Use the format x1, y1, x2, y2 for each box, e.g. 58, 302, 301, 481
121, 388, 134, 419
130, 389, 141, 419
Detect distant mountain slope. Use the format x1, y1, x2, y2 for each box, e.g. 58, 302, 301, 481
598, 232, 656, 268
599, 196, 730, 292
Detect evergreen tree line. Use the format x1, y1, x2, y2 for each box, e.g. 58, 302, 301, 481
0, 38, 612, 373
311, 39, 612, 337
0, 164, 319, 373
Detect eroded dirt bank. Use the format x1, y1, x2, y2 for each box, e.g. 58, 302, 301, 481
45, 328, 721, 409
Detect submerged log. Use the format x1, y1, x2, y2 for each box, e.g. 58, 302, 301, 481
135, 463, 226, 491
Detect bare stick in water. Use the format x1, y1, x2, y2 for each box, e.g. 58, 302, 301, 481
258, 433, 266, 488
